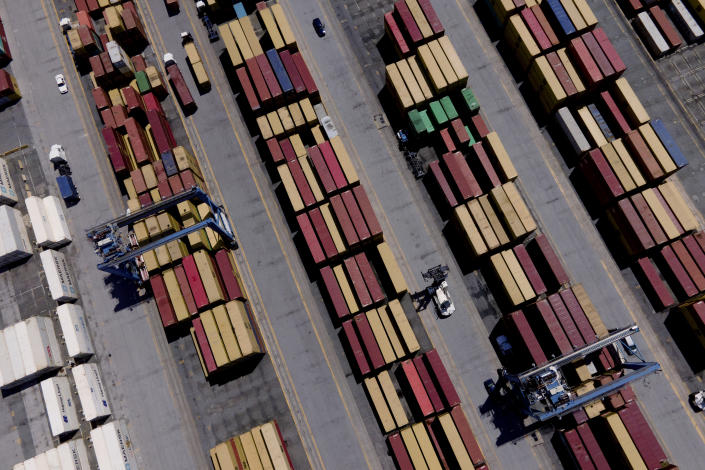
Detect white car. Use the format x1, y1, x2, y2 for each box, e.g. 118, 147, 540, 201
433, 281, 455, 317
54, 74, 68, 94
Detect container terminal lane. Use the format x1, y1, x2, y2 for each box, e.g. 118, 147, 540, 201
0, 0, 704, 469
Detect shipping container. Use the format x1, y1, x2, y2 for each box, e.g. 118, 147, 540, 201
545, 0, 577, 36
650, 6, 683, 49
367, 309, 396, 364
352, 185, 382, 237
345, 257, 372, 307
491, 252, 524, 306
365, 377, 396, 432
57, 439, 91, 470
582, 31, 615, 78
385, 12, 411, 57
319, 141, 347, 189
534, 299, 573, 355
388, 432, 414, 470
506, 310, 548, 366
394, 0, 423, 44
569, 37, 602, 88
429, 160, 458, 209
0, 205, 32, 266
377, 241, 408, 296
435, 412, 475, 469
291, 52, 318, 96
167, 63, 196, 111
296, 213, 325, 264
0, 156, 17, 205
556, 107, 591, 156
330, 194, 359, 247
635, 11, 670, 57
650, 118, 688, 168
335, 264, 360, 315
613, 78, 650, 126
388, 300, 420, 354
57, 304, 94, 359
309, 207, 338, 259
40, 249, 78, 302
280, 50, 305, 95
40, 376, 80, 436
72, 362, 111, 421
343, 319, 370, 375
342, 190, 371, 241
669, 0, 704, 42
320, 266, 350, 319
424, 349, 461, 408
90, 420, 139, 470
150, 274, 177, 327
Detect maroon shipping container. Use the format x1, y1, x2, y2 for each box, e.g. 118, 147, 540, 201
330, 194, 359, 246
168, 174, 184, 194
153, 160, 167, 182
388, 433, 414, 470
122, 86, 144, 115
131, 54, 146, 72
245, 57, 271, 103
508, 310, 548, 366
451, 118, 470, 144
618, 402, 668, 469
599, 90, 631, 136
167, 64, 196, 110
424, 420, 451, 470
354, 252, 384, 303
181, 169, 202, 190
535, 299, 573, 355
563, 429, 596, 470
613, 198, 655, 253
548, 293, 585, 349
581, 32, 615, 78
412, 356, 444, 413
560, 288, 596, 343
279, 50, 306, 95
568, 37, 603, 88
287, 159, 316, 207
100, 108, 116, 129
528, 234, 571, 288
546, 51, 578, 96
696, 232, 705, 252
341, 190, 371, 241
522, 8, 552, 50
440, 128, 456, 153
384, 12, 411, 56
100, 52, 114, 76
89, 55, 105, 79
470, 114, 490, 139
636, 257, 676, 309
572, 408, 589, 425
650, 6, 683, 49
142, 92, 165, 117
130, 168, 147, 194
309, 207, 338, 259
424, 349, 461, 408
296, 213, 325, 264
173, 264, 197, 315
352, 186, 383, 238
579, 148, 624, 205
214, 249, 245, 301
354, 314, 385, 370
531, 5, 560, 46
320, 141, 348, 189
291, 52, 318, 96
625, 130, 664, 180
343, 319, 370, 375
401, 359, 434, 417
591, 27, 627, 75
683, 234, 705, 274
125, 117, 153, 163
417, 0, 445, 35
320, 266, 350, 319
267, 138, 284, 164
661, 245, 698, 297
394, 0, 423, 44
92, 87, 110, 110
631, 193, 667, 245
428, 160, 458, 209
193, 318, 217, 373
308, 145, 336, 194
150, 274, 177, 327
146, 110, 172, 154
157, 180, 172, 199
450, 406, 486, 467
471, 143, 501, 188
103, 126, 129, 174
111, 105, 128, 128
235, 67, 260, 112
513, 245, 547, 295
75, 0, 88, 11
344, 257, 372, 307
255, 53, 282, 99
441, 152, 481, 201
138, 192, 152, 208
690, 302, 705, 331
672, 240, 705, 290
182, 254, 209, 309
576, 423, 610, 470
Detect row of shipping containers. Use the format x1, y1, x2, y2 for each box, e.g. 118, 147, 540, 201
210, 420, 294, 470
219, 3, 489, 469
12, 439, 91, 470
0, 14, 19, 105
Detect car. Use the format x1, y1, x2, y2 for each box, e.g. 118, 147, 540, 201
54, 74, 68, 94
690, 391, 705, 412
313, 18, 326, 37
622, 335, 638, 355
432, 280, 455, 317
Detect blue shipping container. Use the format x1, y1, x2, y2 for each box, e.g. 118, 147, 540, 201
234, 3, 247, 19
266, 49, 293, 94
545, 0, 576, 37
587, 104, 614, 142
651, 119, 688, 168
57, 175, 78, 201
161, 150, 179, 176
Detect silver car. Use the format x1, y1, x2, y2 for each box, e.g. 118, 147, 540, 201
55, 74, 68, 94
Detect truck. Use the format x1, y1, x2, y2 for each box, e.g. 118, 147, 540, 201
56, 174, 78, 202
164, 53, 197, 111
181, 32, 211, 90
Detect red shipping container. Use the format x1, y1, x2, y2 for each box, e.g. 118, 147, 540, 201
424, 349, 461, 408
626, 128, 667, 180
548, 293, 584, 349
102, 127, 129, 174
618, 402, 668, 469
89, 55, 104, 78
412, 356, 444, 413
157, 180, 172, 199
672, 240, 705, 290
522, 8, 552, 51
613, 198, 655, 253
192, 317, 217, 373
308, 145, 336, 194
182, 254, 209, 309
424, 420, 450, 469
428, 160, 458, 209
417, 0, 445, 35
354, 314, 385, 370
568, 37, 603, 88
354, 252, 384, 303
661, 245, 698, 297
174, 264, 198, 315
150, 275, 177, 327
245, 58, 271, 103
470, 114, 490, 139
341, 190, 371, 241
86, 0, 99, 14
77, 26, 94, 49
513, 244, 547, 295
75, 0, 88, 11
683, 235, 705, 275
255, 53, 282, 99
636, 257, 675, 310
581, 32, 615, 78
440, 128, 456, 153
168, 174, 184, 194
384, 12, 410, 56
599, 90, 631, 136
631, 193, 667, 245
146, 110, 172, 154
279, 138, 297, 163
528, 234, 570, 288
343, 319, 370, 375
131, 54, 146, 71
592, 27, 627, 75
279, 50, 306, 94
576, 423, 610, 470
394, 0, 422, 44
650, 6, 683, 49
531, 5, 560, 46
535, 299, 573, 355
450, 405, 485, 467
546, 51, 578, 96
235, 66, 260, 112
111, 105, 128, 128
266, 138, 284, 164
100, 52, 114, 75
214, 249, 245, 301
330, 195, 359, 246
291, 52, 318, 96
130, 168, 147, 194
320, 266, 350, 319
401, 359, 434, 417
125, 117, 153, 163
100, 108, 116, 129
153, 160, 167, 182
471, 143, 501, 188
388, 433, 414, 470
442, 152, 481, 200
352, 186, 382, 238
122, 86, 144, 115
579, 148, 624, 204
309, 207, 338, 259
560, 288, 596, 343
92, 87, 110, 110
180, 169, 201, 190
320, 141, 347, 189
142, 92, 165, 116
451, 118, 470, 144
344, 257, 372, 307
508, 310, 548, 366
563, 429, 596, 470
296, 213, 325, 264
139, 192, 152, 208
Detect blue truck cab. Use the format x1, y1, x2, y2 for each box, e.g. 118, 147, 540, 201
56, 175, 78, 202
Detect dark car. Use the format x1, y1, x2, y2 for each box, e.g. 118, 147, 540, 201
313, 18, 326, 37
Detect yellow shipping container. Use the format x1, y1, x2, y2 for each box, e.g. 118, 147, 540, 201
290, 134, 306, 157
639, 123, 676, 174
178, 200, 199, 219
271, 4, 297, 48
277, 164, 304, 213
256, 115, 273, 140
614, 78, 650, 126
557, 48, 586, 94
143, 250, 160, 273
437, 36, 469, 85
194, 250, 225, 304
288, 102, 305, 129
490, 252, 524, 306
428, 39, 458, 87
377, 306, 405, 358
299, 156, 324, 202
561, 0, 587, 31
386, 63, 414, 110
277, 106, 295, 132
239, 432, 265, 470
490, 185, 525, 239
239, 16, 264, 56
503, 181, 537, 234
485, 132, 518, 181
378, 371, 409, 427
480, 195, 510, 245
366, 308, 396, 363
300, 98, 317, 124
502, 249, 535, 301
417, 44, 447, 93
364, 376, 396, 432
658, 181, 699, 231
229, 20, 253, 61
258, 7, 285, 50
320, 204, 346, 253
192, 62, 210, 89
184, 42, 202, 65
468, 199, 500, 250
124, 177, 138, 200
213, 304, 242, 362
407, 56, 433, 101
400, 427, 428, 470
601, 142, 636, 192
155, 245, 172, 267
411, 423, 443, 470
133, 221, 149, 245
226, 300, 261, 355
201, 309, 229, 367
376, 241, 408, 295
267, 111, 284, 137
157, 212, 179, 234
387, 299, 420, 354
334, 264, 359, 314
145, 215, 162, 238
218, 24, 243, 67
396, 58, 425, 105
613, 138, 646, 187
454, 204, 487, 257
406, 0, 434, 38
163, 269, 189, 321
330, 136, 359, 185
603, 412, 648, 470
166, 239, 189, 262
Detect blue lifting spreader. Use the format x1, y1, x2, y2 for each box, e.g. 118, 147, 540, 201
488, 325, 660, 421
86, 187, 235, 282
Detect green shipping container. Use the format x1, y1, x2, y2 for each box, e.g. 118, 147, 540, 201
429, 100, 448, 126
135, 71, 151, 93
440, 96, 458, 121
419, 110, 435, 134
464, 125, 476, 145
408, 109, 426, 135
461, 88, 479, 114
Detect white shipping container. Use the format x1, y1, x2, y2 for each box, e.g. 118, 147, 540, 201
3, 325, 25, 385
555, 107, 591, 156
28, 317, 63, 373
0, 205, 32, 266
23, 458, 37, 470
0, 157, 17, 205
42, 196, 72, 247
40, 249, 78, 302
14, 320, 37, 376
57, 304, 94, 359
91, 420, 139, 470
45, 448, 61, 470
72, 363, 111, 421
90, 423, 113, 470
0, 318, 61, 389
25, 196, 52, 248
57, 440, 91, 470
12, 463, 25, 470
636, 12, 670, 56
669, 0, 704, 42
0, 331, 15, 386
40, 376, 80, 436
